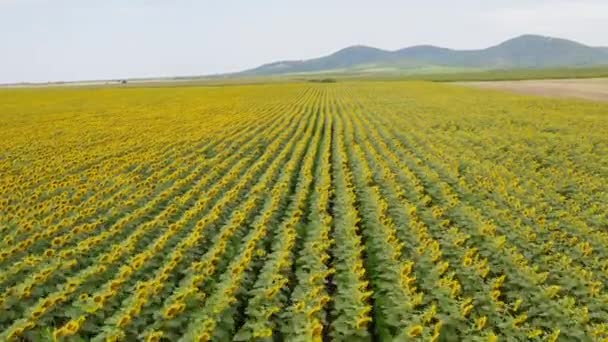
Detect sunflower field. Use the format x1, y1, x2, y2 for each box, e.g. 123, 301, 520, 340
0, 82, 607, 341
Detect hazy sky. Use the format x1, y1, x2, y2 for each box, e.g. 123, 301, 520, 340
1, 0, 607, 83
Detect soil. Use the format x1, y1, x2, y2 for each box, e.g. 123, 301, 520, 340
459, 78, 608, 102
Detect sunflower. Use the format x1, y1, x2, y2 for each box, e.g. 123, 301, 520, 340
7, 327, 24, 340
117, 314, 131, 328
195, 332, 211, 342
163, 302, 185, 319
355, 315, 372, 330
512, 313, 527, 328
408, 325, 423, 337
146, 331, 164, 342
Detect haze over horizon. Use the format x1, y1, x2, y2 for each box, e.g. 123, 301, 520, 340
1, 0, 608, 83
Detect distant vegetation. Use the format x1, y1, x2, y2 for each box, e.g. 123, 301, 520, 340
307, 78, 337, 83
280, 66, 608, 83
410, 66, 608, 82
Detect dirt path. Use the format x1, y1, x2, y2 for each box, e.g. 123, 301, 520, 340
458, 78, 608, 102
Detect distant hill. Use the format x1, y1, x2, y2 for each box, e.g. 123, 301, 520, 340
239, 35, 608, 76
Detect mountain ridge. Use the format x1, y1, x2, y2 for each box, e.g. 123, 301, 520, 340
239, 35, 608, 76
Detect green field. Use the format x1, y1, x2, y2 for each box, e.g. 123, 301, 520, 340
261, 66, 608, 83
0, 81, 607, 341
410, 66, 608, 82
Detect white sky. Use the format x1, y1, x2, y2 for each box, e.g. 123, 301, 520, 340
1, 0, 607, 83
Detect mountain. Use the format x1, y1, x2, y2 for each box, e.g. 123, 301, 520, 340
476, 35, 608, 67
239, 35, 608, 76
245, 45, 396, 75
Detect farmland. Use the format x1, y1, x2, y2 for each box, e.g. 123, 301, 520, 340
460, 78, 608, 103
1, 81, 607, 341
